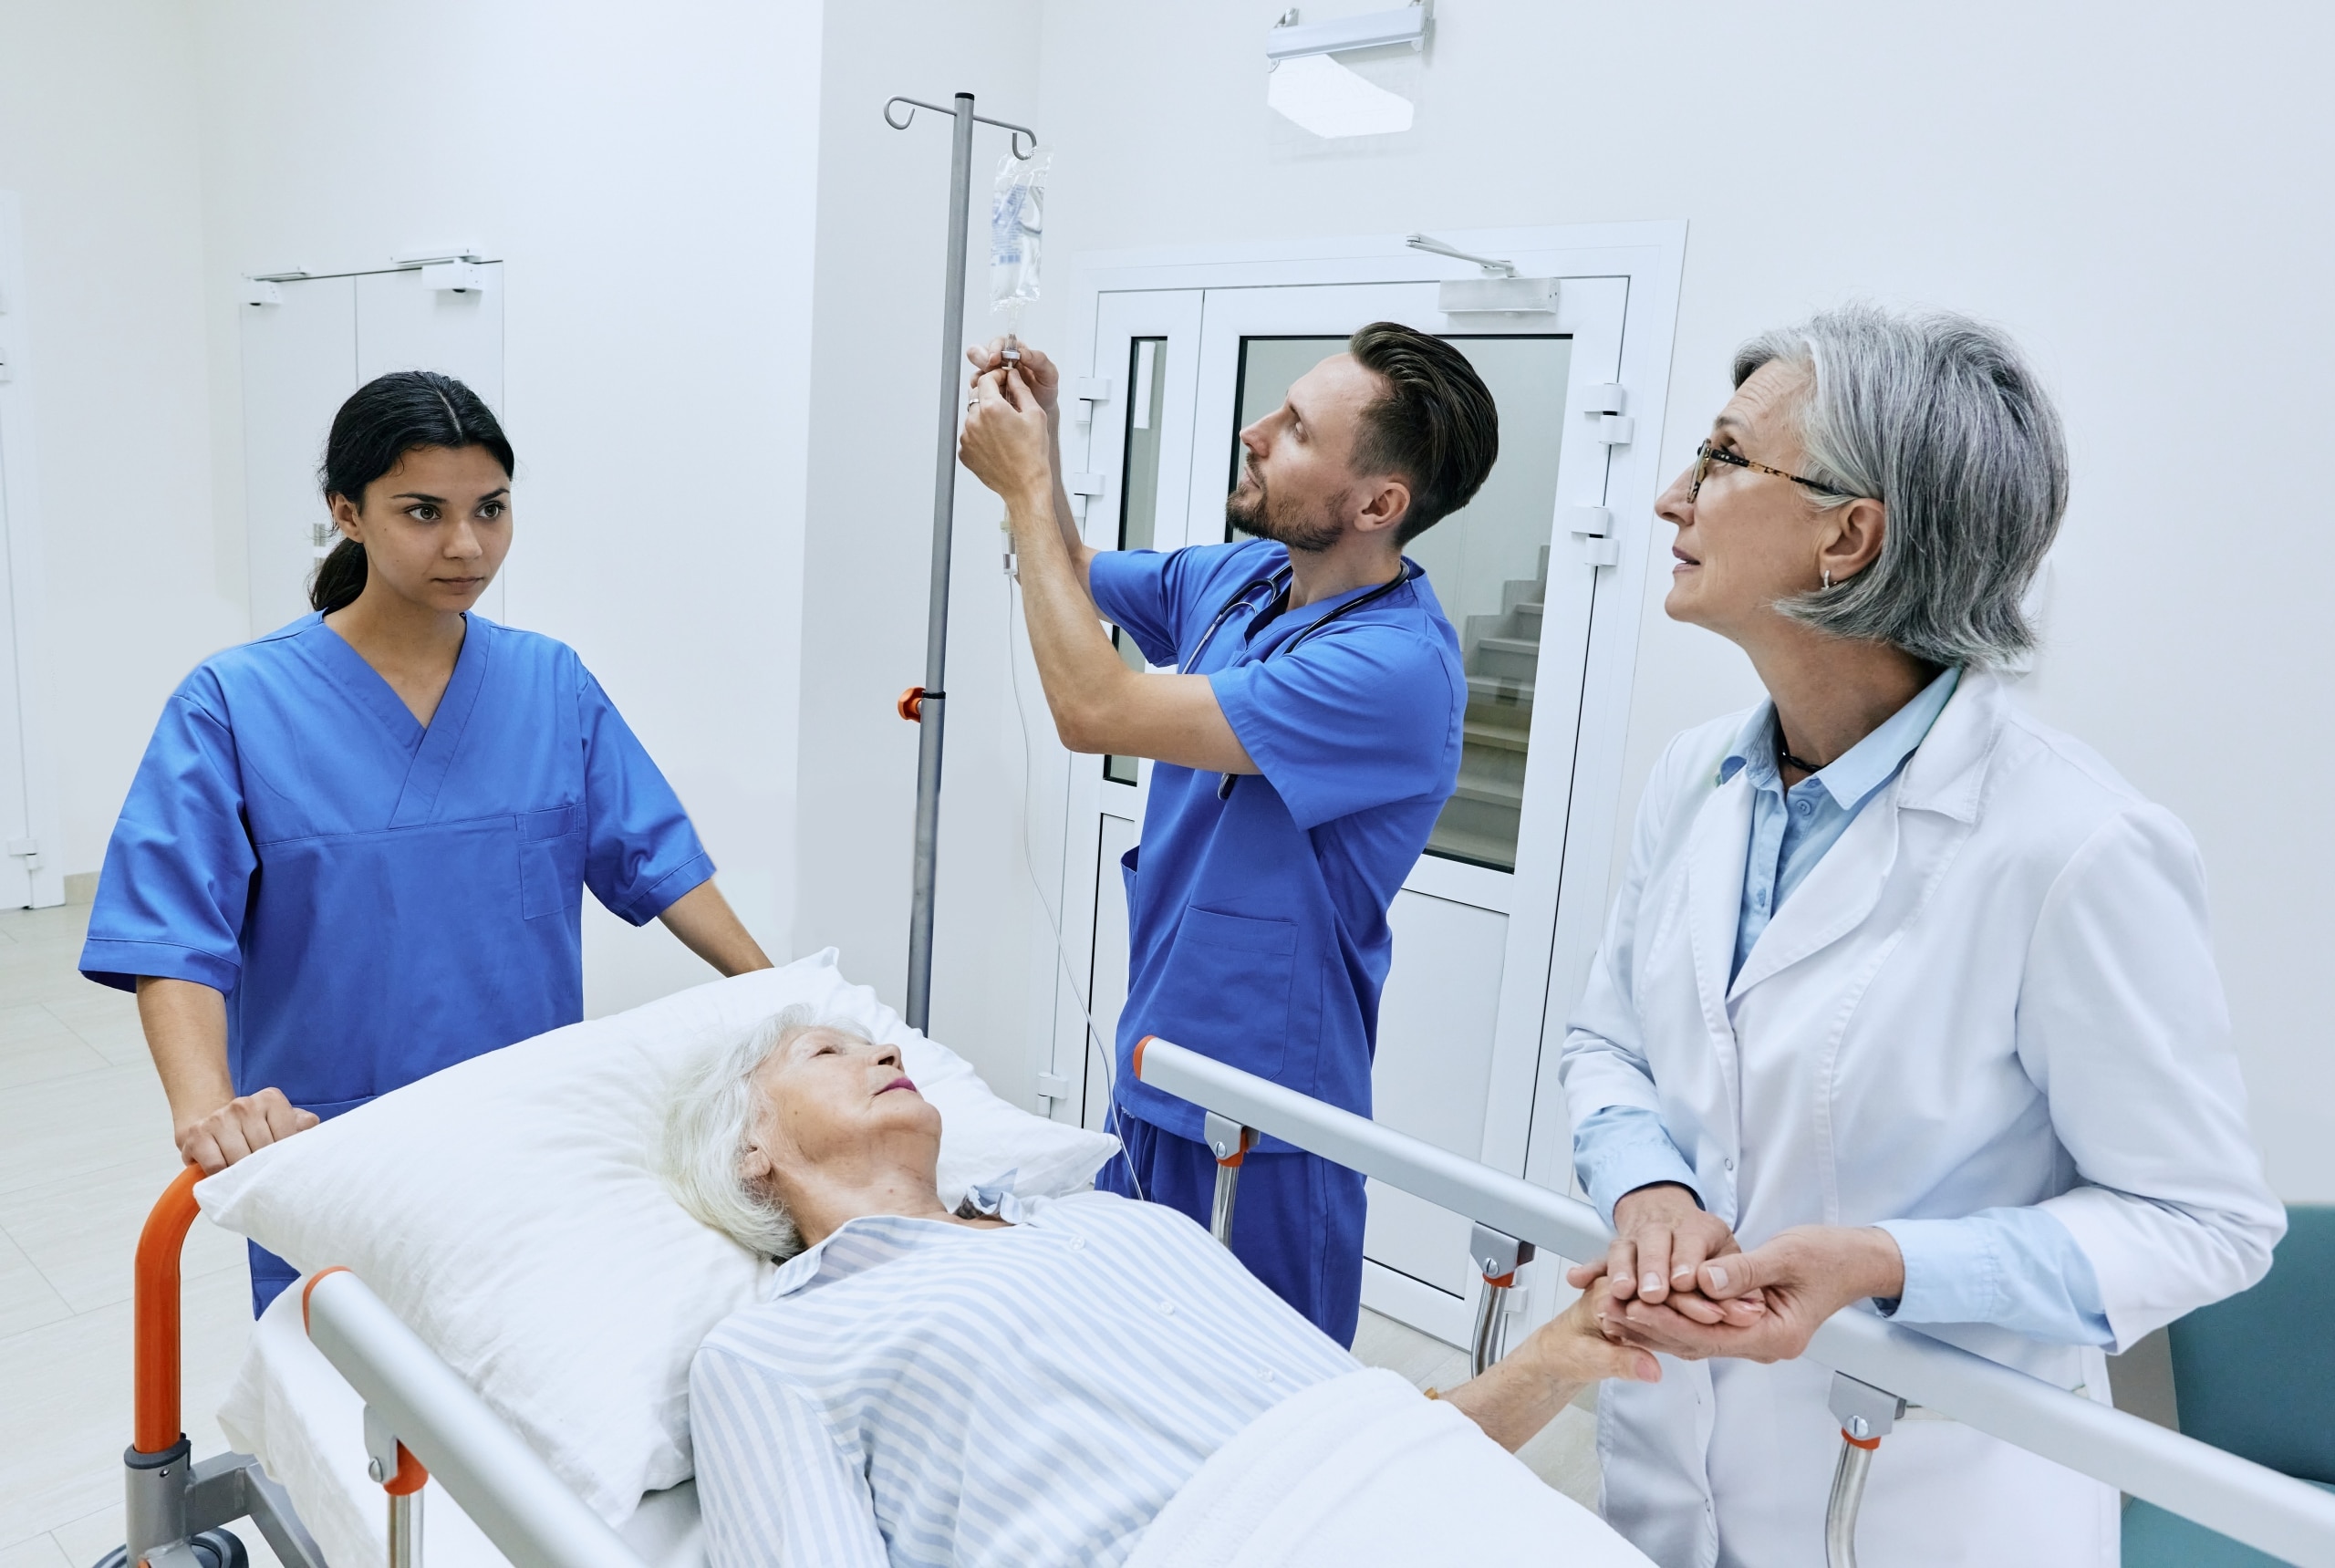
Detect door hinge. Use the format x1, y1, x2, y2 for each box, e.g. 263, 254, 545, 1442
1035, 1072, 1073, 1107
1071, 378, 1114, 424
1569, 505, 1620, 567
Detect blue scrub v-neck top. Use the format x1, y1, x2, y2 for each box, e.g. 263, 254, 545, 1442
1090, 540, 1465, 1151
80, 612, 713, 1118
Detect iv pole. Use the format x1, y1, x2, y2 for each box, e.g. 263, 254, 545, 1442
883, 93, 1038, 1033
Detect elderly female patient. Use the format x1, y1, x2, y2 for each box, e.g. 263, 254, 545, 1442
663, 1008, 1697, 1567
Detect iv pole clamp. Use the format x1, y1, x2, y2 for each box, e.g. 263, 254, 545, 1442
883, 91, 1038, 1033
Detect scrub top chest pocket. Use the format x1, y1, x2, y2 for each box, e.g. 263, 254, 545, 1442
518, 803, 586, 919
1158, 908, 1300, 1079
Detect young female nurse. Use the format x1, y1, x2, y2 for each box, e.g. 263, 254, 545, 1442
79, 371, 773, 1312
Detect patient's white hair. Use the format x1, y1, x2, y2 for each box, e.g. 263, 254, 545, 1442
661, 1005, 861, 1262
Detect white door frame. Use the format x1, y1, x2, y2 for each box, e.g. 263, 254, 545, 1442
1038, 223, 1686, 1330
0, 194, 69, 909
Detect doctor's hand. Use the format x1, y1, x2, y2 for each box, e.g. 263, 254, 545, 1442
1592, 1182, 1746, 1317
960, 367, 1056, 507
965, 337, 1061, 417
176, 1087, 318, 1176
1604, 1224, 1905, 1366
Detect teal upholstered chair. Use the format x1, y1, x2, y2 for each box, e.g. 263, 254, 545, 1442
2123, 1205, 2335, 1566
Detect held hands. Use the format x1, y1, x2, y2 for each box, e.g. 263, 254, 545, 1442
1583, 1223, 1908, 1366
176, 1086, 317, 1176
1594, 1182, 1755, 1324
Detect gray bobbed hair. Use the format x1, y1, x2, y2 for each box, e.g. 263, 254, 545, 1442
1733, 304, 2068, 669
659, 1005, 865, 1262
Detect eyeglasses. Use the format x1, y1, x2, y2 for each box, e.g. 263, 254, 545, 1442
1688, 440, 1855, 502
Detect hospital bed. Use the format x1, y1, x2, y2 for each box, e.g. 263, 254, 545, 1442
102, 1040, 2335, 1568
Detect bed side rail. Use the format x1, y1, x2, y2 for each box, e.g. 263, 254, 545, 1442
301, 1270, 650, 1568
1132, 1035, 2335, 1568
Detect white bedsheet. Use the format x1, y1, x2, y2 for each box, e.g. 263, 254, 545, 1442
218, 1287, 1640, 1568
218, 1285, 705, 1568
1126, 1367, 1653, 1568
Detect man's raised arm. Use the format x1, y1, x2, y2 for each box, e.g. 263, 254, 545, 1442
960, 354, 1258, 775
965, 339, 1090, 587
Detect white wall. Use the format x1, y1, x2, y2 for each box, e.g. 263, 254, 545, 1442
0, 0, 242, 881
950, 0, 2330, 1196
14, 1, 2327, 1194
188, 0, 824, 1012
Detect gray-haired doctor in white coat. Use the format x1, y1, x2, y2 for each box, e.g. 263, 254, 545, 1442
1559, 305, 2284, 1568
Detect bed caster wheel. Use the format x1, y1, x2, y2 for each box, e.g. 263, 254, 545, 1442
91, 1531, 249, 1568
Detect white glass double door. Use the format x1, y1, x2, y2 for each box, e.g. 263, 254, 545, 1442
1049, 274, 1633, 1344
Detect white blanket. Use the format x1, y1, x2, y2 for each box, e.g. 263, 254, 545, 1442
1126, 1368, 1653, 1568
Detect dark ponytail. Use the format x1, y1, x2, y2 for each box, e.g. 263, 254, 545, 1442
310, 370, 516, 614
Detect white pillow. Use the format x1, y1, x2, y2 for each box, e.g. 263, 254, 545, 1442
196, 949, 1117, 1525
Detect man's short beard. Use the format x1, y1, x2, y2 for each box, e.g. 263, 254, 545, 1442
1226, 468, 1345, 555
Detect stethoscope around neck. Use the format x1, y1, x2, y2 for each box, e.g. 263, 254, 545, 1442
1179, 557, 1421, 798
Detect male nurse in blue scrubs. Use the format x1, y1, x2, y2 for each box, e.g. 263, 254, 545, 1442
960, 323, 1499, 1343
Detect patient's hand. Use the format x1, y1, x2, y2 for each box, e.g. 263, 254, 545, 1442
178, 1087, 318, 1175
1441, 1278, 1659, 1453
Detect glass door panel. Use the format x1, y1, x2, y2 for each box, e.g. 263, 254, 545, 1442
1052, 289, 1204, 1131
1106, 336, 1171, 784
1184, 278, 1626, 1344
1216, 333, 1572, 873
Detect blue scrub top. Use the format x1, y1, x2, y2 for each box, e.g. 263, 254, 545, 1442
80, 612, 712, 1118
1091, 540, 1464, 1149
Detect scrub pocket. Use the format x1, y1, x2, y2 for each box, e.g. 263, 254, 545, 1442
518, 804, 586, 919
1156, 907, 1298, 1079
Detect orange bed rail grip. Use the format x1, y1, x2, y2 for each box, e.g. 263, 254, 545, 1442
301, 1265, 351, 1334
383, 1442, 429, 1496
132, 1166, 204, 1454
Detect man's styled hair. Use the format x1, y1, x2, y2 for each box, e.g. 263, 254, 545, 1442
1345, 322, 1500, 544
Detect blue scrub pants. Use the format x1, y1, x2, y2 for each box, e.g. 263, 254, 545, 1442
1097, 1106, 1365, 1347
250, 1243, 298, 1316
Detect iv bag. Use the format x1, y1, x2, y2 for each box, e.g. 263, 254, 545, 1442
990, 147, 1051, 333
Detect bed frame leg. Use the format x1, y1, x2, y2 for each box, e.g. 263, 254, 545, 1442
1203, 1113, 1256, 1248
366, 1402, 431, 1568
1823, 1371, 1906, 1568
1468, 1223, 1537, 1376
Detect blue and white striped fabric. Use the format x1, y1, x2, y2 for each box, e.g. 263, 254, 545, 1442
689, 1189, 1361, 1567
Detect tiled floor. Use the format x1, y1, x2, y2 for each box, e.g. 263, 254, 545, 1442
0, 904, 279, 1568
0, 902, 1597, 1568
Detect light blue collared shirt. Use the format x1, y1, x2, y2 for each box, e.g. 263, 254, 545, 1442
1572, 670, 2113, 1345
1725, 666, 1960, 981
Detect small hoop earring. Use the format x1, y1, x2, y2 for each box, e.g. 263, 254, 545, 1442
1822, 568, 1833, 591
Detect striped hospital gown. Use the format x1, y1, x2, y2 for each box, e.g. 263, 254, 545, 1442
688, 1189, 1362, 1567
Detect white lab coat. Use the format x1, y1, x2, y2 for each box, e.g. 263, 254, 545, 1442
1560, 670, 2284, 1568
